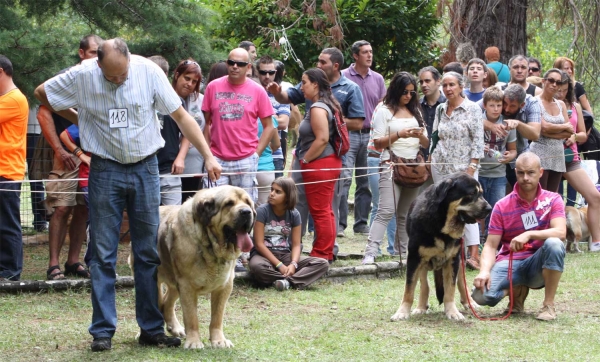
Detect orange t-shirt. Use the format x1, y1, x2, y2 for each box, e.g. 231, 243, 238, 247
0, 88, 29, 180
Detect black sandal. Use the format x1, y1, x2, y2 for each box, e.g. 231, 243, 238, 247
47, 265, 65, 280
64, 262, 91, 279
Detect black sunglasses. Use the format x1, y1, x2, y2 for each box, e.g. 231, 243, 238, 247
529, 67, 540, 72
402, 90, 417, 96
226, 59, 249, 67
258, 70, 276, 76
544, 78, 566, 85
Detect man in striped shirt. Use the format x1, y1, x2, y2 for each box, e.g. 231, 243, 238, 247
34, 38, 221, 351
472, 152, 566, 321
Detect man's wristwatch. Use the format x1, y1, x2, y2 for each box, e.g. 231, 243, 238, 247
468, 162, 478, 170
301, 158, 309, 164
290, 261, 298, 268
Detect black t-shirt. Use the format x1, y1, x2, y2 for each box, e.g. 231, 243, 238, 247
575, 81, 585, 101
52, 67, 75, 150
156, 112, 183, 174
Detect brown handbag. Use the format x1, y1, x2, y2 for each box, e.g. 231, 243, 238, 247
388, 126, 430, 188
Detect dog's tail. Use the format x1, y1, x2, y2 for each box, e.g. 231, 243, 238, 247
434, 269, 444, 305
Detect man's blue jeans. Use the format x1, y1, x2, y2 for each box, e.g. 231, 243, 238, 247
339, 131, 371, 232
472, 238, 565, 307
0, 177, 23, 280
478, 176, 507, 237
88, 155, 164, 338
367, 157, 396, 255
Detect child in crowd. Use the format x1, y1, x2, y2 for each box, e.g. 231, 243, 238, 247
464, 58, 488, 102
59, 124, 93, 268
478, 86, 517, 245
248, 177, 329, 290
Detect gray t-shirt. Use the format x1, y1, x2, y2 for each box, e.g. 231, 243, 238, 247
480, 114, 517, 178
256, 203, 301, 252
297, 101, 335, 160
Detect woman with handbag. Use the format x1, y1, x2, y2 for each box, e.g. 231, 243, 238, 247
362, 72, 429, 264
430, 71, 484, 269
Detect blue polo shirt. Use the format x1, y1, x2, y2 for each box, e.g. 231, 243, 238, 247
286, 73, 365, 120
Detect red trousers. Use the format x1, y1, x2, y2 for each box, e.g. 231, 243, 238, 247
301, 154, 341, 261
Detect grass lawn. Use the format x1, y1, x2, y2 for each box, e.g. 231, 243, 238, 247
3, 245, 600, 361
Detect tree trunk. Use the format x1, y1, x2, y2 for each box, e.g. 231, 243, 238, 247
449, 0, 528, 63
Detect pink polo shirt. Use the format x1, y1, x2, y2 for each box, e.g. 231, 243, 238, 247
202, 77, 274, 161
488, 183, 565, 262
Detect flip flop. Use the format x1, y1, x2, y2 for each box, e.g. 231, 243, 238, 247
47, 265, 65, 280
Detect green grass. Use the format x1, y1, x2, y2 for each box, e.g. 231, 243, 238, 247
2, 252, 600, 361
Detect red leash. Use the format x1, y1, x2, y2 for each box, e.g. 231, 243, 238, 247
461, 238, 514, 321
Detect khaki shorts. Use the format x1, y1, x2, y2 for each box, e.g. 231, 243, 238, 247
45, 153, 86, 208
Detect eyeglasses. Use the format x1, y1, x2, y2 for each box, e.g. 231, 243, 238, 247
402, 90, 417, 96
529, 67, 540, 72
258, 70, 276, 76
183, 60, 199, 67
226, 59, 249, 67
544, 78, 566, 85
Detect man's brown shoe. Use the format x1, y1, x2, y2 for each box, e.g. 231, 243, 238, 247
536, 304, 556, 321
505, 285, 529, 313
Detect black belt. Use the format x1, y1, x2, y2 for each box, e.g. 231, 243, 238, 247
368, 151, 380, 158
351, 127, 371, 134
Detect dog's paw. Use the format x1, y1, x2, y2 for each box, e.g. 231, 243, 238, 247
167, 322, 186, 337
183, 337, 205, 349
462, 300, 479, 311
412, 307, 428, 315
210, 338, 234, 348
390, 305, 412, 321
445, 309, 465, 321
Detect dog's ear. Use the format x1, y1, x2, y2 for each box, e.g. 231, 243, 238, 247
434, 178, 455, 205
194, 198, 218, 225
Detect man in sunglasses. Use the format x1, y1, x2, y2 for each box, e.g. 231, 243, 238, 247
34, 38, 222, 352
528, 57, 542, 77
256, 55, 290, 179
501, 55, 542, 97
267, 47, 365, 253
202, 48, 275, 205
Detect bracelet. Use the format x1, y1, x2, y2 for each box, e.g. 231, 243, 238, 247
275, 262, 283, 269
72, 147, 81, 156
397, 131, 400, 139
468, 162, 478, 170
75, 150, 84, 157
574, 133, 577, 142
290, 261, 298, 268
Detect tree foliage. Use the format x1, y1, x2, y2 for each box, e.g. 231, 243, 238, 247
209, 0, 440, 81
0, 0, 220, 100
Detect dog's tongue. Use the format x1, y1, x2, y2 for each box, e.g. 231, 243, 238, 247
236, 232, 254, 252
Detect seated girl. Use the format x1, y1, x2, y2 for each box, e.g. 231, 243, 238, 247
249, 177, 329, 290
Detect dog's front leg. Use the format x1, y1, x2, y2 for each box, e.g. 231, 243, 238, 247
443, 260, 464, 320
457, 260, 479, 311
209, 278, 234, 348
413, 268, 430, 314
178, 283, 204, 349
391, 261, 422, 321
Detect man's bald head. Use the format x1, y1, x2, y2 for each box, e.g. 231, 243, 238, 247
515, 152, 541, 170
226, 48, 251, 85
97, 38, 130, 85
229, 48, 250, 63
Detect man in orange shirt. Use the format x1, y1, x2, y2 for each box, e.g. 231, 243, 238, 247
0, 55, 29, 281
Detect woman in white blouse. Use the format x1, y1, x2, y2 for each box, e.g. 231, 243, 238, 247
430, 71, 485, 270
362, 72, 429, 264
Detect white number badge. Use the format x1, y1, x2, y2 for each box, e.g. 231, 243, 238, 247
109, 108, 129, 128
521, 211, 539, 230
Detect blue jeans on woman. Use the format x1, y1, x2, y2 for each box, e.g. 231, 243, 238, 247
0, 177, 23, 280
87, 155, 165, 339
367, 156, 396, 255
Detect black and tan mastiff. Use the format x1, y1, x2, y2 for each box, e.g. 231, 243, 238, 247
391, 173, 492, 321
157, 185, 255, 348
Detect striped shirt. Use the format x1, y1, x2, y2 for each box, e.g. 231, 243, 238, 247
45, 55, 181, 164
488, 183, 565, 262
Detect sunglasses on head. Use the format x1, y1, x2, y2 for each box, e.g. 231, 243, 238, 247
544, 78, 566, 85
183, 60, 199, 67
402, 90, 417, 96
529, 67, 540, 72
258, 70, 276, 76
226, 59, 249, 67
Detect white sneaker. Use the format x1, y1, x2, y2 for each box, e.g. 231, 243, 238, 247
590, 242, 600, 252
362, 255, 375, 264
273, 279, 290, 291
